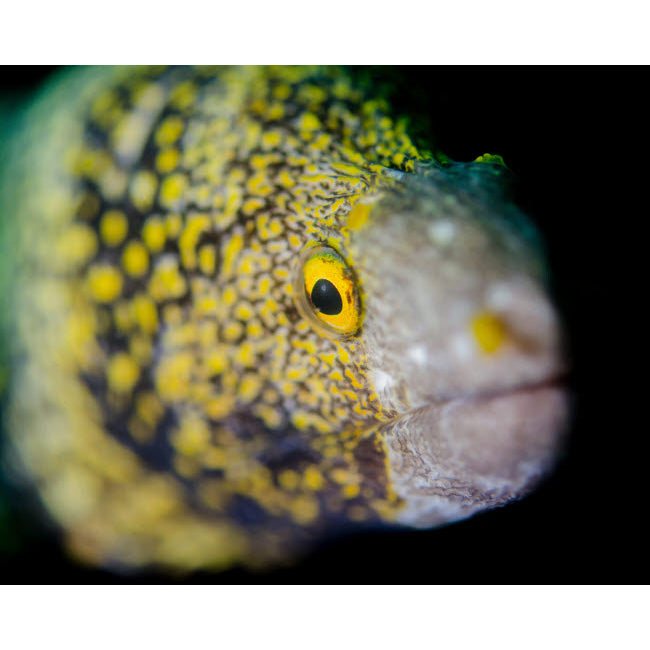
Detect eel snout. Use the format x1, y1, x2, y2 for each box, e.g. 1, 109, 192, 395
382, 379, 570, 528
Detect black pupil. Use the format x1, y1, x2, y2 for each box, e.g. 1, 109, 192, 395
310, 278, 343, 315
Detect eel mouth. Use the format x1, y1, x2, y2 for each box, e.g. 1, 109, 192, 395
423, 372, 570, 410
383, 373, 571, 520
420, 375, 572, 469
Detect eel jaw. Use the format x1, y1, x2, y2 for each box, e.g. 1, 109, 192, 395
382, 379, 570, 529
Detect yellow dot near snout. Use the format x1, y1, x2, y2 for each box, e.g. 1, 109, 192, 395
107, 352, 140, 393
345, 201, 372, 231
471, 311, 506, 354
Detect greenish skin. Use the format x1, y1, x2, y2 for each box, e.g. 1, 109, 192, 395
0, 67, 568, 571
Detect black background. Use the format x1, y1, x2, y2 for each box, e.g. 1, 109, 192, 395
0, 66, 638, 584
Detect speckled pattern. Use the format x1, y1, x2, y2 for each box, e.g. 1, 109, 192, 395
1, 66, 439, 570
1, 66, 568, 572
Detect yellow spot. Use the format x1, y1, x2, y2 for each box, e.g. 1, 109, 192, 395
205, 347, 229, 375
261, 130, 282, 149
250, 153, 273, 170
273, 83, 291, 100
222, 233, 244, 278
287, 367, 309, 381
172, 414, 210, 456
107, 352, 140, 393
277, 170, 295, 188
239, 373, 262, 403
156, 147, 180, 174
265, 101, 285, 121
298, 112, 321, 131
291, 411, 332, 433
292, 339, 317, 355
345, 368, 364, 389
100, 210, 128, 246
148, 258, 187, 301
170, 81, 197, 110
246, 173, 273, 197
237, 254, 256, 276
246, 319, 264, 339
129, 334, 152, 365
310, 132, 331, 150
331, 162, 363, 176
331, 468, 353, 484
159, 173, 188, 209
142, 216, 167, 252
253, 404, 282, 429
57, 224, 97, 266
346, 202, 371, 231
268, 219, 283, 237
205, 394, 236, 419
342, 483, 360, 499
222, 286, 237, 306
198, 245, 216, 275
202, 447, 227, 470
471, 311, 506, 354
242, 197, 265, 215
474, 153, 508, 168
156, 352, 194, 402
179, 213, 210, 270
223, 321, 243, 342
162, 304, 183, 324
278, 470, 300, 490
336, 342, 350, 364
234, 341, 257, 367
166, 213, 183, 239
320, 352, 336, 366
129, 171, 158, 212
87, 265, 123, 302
122, 241, 149, 277
303, 466, 324, 491
155, 116, 184, 146
234, 302, 255, 321
133, 294, 158, 334
113, 300, 134, 332
290, 495, 319, 525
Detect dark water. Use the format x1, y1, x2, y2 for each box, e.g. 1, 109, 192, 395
0, 66, 634, 584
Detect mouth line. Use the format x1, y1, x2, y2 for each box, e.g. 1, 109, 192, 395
420, 373, 569, 411
381, 372, 570, 427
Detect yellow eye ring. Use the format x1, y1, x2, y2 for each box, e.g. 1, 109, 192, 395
292, 244, 362, 338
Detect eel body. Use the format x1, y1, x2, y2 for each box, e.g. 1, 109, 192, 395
0, 66, 568, 571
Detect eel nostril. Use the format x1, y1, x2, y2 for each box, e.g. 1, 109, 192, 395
470, 311, 507, 354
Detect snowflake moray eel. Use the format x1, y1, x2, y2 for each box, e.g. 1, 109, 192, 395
0, 66, 568, 571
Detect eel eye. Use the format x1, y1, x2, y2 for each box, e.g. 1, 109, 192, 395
293, 244, 362, 338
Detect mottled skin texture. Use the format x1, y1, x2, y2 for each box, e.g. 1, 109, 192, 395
0, 66, 567, 571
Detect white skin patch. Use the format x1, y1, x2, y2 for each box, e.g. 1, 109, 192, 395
370, 368, 395, 393
407, 345, 428, 367
486, 282, 515, 310
428, 220, 456, 247
451, 332, 474, 361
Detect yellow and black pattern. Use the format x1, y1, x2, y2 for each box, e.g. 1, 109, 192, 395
5, 66, 434, 569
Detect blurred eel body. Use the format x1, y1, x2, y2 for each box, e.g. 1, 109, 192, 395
0, 66, 568, 571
